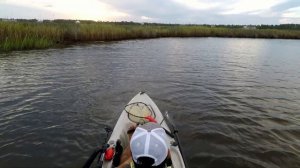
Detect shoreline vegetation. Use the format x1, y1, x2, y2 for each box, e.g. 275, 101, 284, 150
1, 19, 300, 52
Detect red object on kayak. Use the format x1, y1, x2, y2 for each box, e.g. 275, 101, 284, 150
104, 147, 115, 161
145, 116, 157, 123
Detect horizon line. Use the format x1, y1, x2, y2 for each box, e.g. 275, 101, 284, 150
1, 18, 300, 26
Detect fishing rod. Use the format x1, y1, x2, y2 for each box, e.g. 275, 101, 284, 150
82, 126, 112, 168
163, 111, 190, 168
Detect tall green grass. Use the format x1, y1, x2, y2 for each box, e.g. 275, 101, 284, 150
1, 21, 300, 51
0, 21, 62, 51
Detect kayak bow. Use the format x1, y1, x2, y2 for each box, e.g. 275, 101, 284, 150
84, 92, 187, 168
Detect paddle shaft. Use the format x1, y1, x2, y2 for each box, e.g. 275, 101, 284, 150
82, 148, 103, 168
83, 126, 112, 168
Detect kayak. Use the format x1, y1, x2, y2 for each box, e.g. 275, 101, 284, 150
83, 92, 187, 168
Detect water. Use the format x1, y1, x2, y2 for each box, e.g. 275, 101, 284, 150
0, 38, 300, 168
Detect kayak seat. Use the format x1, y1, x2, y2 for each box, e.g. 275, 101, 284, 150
113, 139, 123, 167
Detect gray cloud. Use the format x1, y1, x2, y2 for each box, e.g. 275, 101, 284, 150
0, 4, 64, 19
100, 0, 223, 23
0, 0, 299, 24
99, 0, 297, 24
272, 0, 300, 12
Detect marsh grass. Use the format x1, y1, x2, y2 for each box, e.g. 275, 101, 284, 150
0, 21, 61, 51
1, 21, 300, 51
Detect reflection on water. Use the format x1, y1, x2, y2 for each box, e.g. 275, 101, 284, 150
0, 38, 300, 168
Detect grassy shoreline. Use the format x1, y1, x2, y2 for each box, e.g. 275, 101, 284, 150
1, 20, 300, 51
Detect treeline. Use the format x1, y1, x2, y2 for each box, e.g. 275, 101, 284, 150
258, 24, 300, 30
1, 19, 300, 51
2, 18, 300, 30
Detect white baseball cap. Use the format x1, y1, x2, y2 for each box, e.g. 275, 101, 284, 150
130, 122, 169, 166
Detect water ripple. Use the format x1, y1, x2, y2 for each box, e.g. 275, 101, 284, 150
1, 38, 300, 168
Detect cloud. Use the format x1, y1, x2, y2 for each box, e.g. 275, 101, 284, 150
282, 6, 300, 18
1, 0, 300, 24
100, 0, 189, 22
272, 0, 300, 12
98, 0, 295, 24
1, 0, 128, 20
0, 3, 66, 19
141, 16, 153, 21
220, 0, 287, 15
280, 6, 300, 23
171, 0, 221, 10
44, 5, 53, 8
279, 17, 300, 23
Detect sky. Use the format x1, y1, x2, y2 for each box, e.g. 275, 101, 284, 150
0, 0, 300, 24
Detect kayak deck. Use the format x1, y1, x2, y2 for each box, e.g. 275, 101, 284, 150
102, 92, 186, 168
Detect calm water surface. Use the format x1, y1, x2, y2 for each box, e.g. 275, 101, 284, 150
0, 38, 300, 168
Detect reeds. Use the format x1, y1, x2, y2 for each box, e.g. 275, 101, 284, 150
1, 21, 300, 51
0, 21, 62, 51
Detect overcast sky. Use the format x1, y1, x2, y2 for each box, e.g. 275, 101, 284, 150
1, 0, 300, 24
